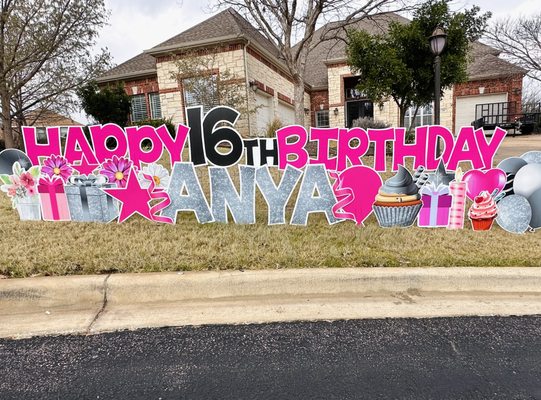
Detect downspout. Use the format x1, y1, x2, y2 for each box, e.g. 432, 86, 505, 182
243, 39, 252, 137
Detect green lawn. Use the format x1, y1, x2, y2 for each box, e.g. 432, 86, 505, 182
1, 159, 540, 278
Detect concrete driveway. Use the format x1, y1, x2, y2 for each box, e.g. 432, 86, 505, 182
494, 133, 541, 163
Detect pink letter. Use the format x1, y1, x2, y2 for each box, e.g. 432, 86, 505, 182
475, 127, 507, 169
447, 127, 484, 170
125, 125, 163, 169
368, 128, 395, 172
64, 126, 98, 166
426, 125, 455, 169
23, 127, 62, 165
309, 128, 338, 171
277, 125, 309, 170
392, 127, 427, 170
157, 124, 189, 168
90, 124, 128, 163
337, 128, 369, 172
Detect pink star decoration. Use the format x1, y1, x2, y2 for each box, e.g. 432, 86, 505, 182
103, 172, 154, 223
72, 155, 100, 176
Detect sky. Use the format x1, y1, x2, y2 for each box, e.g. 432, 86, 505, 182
73, 0, 540, 123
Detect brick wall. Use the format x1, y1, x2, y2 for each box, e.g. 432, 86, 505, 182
309, 90, 329, 126
107, 76, 161, 124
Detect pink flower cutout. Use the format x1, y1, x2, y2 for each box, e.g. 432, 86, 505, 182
100, 156, 133, 188
41, 155, 73, 182
19, 172, 35, 189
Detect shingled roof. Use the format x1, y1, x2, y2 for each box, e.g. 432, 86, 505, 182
98, 8, 281, 83
149, 8, 280, 58
302, 13, 409, 88
303, 16, 526, 88
97, 52, 157, 82
98, 9, 525, 87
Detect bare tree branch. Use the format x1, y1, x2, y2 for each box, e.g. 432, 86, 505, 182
484, 14, 541, 82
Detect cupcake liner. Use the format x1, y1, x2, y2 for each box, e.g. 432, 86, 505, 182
373, 203, 423, 228
471, 217, 495, 231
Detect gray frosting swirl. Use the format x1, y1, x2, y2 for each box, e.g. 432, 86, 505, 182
379, 165, 419, 195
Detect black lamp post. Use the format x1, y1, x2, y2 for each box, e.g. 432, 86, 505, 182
429, 27, 447, 156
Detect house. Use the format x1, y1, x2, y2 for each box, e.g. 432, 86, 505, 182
97, 8, 526, 137
0, 109, 83, 144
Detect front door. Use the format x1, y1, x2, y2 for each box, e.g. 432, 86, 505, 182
346, 100, 374, 128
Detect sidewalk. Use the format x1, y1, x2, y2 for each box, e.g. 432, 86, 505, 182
2, 267, 541, 339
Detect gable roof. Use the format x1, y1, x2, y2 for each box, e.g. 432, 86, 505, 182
98, 9, 525, 88
98, 8, 282, 83
149, 8, 280, 58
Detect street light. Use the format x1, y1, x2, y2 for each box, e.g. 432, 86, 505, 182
429, 27, 447, 157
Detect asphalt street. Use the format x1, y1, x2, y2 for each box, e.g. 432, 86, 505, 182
1, 316, 541, 399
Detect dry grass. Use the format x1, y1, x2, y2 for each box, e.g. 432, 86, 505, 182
1, 157, 540, 278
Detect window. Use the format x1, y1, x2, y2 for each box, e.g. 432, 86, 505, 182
315, 110, 330, 128
36, 127, 46, 141
404, 104, 433, 130
149, 93, 162, 119
131, 94, 148, 122
183, 74, 219, 112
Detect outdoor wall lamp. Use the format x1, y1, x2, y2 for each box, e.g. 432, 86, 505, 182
304, 107, 310, 115
333, 107, 339, 116
429, 26, 447, 157
248, 80, 258, 93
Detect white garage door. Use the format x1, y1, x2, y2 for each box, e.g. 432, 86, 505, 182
277, 102, 295, 126
455, 93, 507, 130
254, 92, 273, 136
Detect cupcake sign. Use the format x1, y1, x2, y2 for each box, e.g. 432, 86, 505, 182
1, 105, 540, 234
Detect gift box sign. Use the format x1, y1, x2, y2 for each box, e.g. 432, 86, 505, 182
16, 196, 41, 221
418, 184, 452, 228
66, 176, 118, 223
38, 177, 71, 221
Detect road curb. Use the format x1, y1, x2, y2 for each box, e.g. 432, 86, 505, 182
2, 267, 541, 338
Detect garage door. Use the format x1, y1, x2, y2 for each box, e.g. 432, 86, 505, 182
254, 92, 273, 136
455, 93, 507, 130
277, 102, 295, 126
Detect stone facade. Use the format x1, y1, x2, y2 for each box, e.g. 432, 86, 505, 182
115, 47, 522, 138
155, 46, 249, 134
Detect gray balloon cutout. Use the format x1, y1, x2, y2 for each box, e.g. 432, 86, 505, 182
497, 157, 528, 174
0, 149, 32, 175
527, 188, 541, 230
521, 151, 541, 164
514, 163, 541, 199
496, 195, 532, 234
498, 157, 528, 198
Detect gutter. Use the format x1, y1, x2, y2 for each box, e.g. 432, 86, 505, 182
96, 69, 157, 84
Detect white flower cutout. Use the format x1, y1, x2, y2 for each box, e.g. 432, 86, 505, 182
138, 163, 171, 190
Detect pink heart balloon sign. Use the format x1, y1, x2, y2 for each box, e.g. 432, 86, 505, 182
463, 168, 506, 200
330, 165, 382, 225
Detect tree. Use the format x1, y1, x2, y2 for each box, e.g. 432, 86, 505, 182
485, 14, 541, 83
78, 81, 131, 126
0, 0, 111, 148
214, 0, 414, 126
346, 0, 490, 127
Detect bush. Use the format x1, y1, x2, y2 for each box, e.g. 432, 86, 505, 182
130, 118, 176, 138
129, 118, 177, 149
351, 117, 390, 130
265, 118, 283, 138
